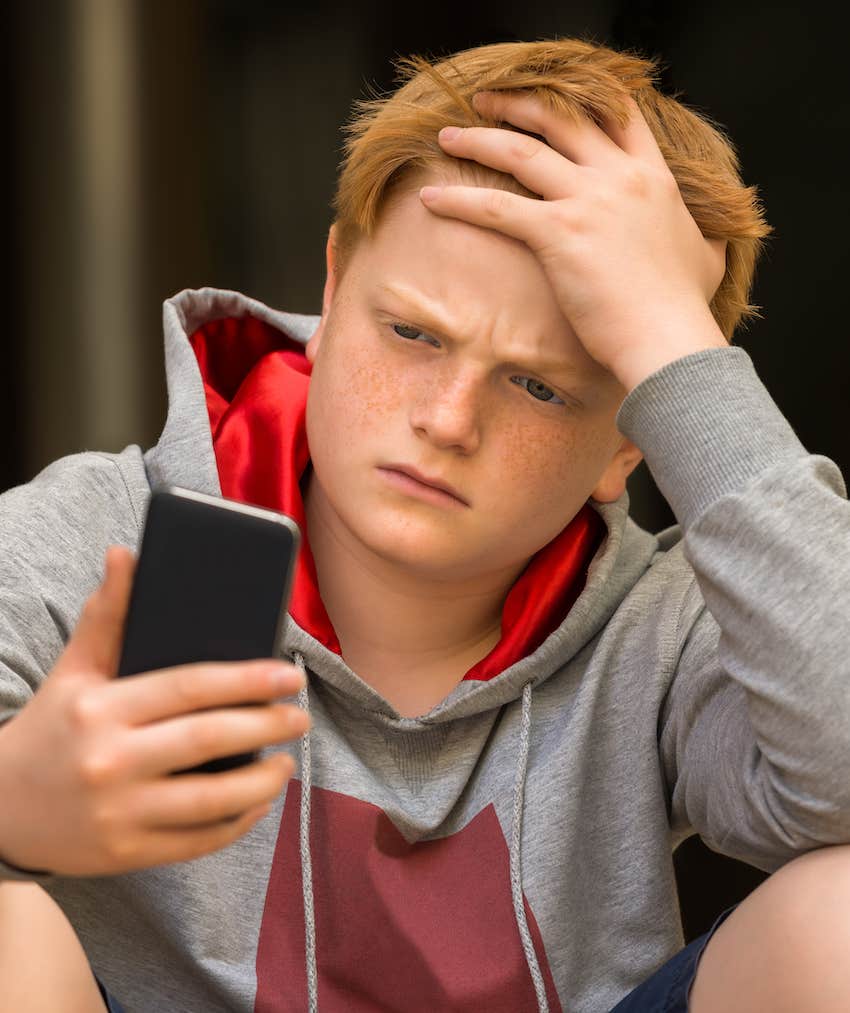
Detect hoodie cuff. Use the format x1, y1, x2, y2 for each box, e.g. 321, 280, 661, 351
615, 346, 809, 530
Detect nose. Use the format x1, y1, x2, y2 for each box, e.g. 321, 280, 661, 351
408, 366, 483, 454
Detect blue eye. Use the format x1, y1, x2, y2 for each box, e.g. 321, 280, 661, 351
393, 323, 438, 345
510, 376, 565, 405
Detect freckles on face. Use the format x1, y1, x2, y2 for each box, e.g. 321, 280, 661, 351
486, 396, 620, 547
500, 415, 573, 485
313, 325, 405, 445
353, 359, 408, 425
307, 328, 611, 577
490, 413, 581, 537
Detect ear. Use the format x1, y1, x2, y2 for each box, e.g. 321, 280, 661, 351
705, 237, 728, 302
589, 437, 644, 504
305, 225, 339, 364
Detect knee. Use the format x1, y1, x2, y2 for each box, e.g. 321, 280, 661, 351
768, 842, 850, 926
689, 844, 850, 1012
740, 842, 850, 956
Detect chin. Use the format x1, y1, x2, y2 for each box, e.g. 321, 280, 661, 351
354, 511, 484, 575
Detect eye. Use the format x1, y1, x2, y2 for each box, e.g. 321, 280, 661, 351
510, 375, 565, 405
392, 323, 440, 346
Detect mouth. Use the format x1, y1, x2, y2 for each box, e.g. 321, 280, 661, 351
378, 465, 469, 507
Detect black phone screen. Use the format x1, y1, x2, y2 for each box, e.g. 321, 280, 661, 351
117, 485, 300, 774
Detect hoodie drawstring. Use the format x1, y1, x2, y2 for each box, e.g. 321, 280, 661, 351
288, 656, 544, 1013
511, 680, 548, 1012
291, 650, 318, 1013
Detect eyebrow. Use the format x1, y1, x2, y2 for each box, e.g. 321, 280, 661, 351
375, 283, 593, 382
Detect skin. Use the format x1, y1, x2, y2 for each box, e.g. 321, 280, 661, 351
424, 90, 729, 387
0, 882, 106, 1012
0, 547, 308, 877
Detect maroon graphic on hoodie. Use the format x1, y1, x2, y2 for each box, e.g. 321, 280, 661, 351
254, 780, 563, 1012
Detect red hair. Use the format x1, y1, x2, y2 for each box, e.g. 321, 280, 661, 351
331, 36, 772, 342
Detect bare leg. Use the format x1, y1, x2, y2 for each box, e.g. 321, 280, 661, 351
689, 843, 850, 1012
0, 881, 106, 1012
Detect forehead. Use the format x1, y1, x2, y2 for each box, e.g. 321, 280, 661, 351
342, 188, 608, 385
360, 188, 553, 307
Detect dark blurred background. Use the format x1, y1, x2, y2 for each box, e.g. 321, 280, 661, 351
4, 0, 849, 942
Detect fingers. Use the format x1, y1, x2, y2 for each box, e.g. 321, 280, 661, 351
126, 701, 310, 777
111, 659, 306, 726
471, 90, 624, 168
57, 545, 137, 680
437, 124, 576, 201
419, 183, 549, 250
435, 91, 670, 208
589, 94, 671, 172
131, 753, 295, 828
103, 802, 274, 873
428, 89, 671, 247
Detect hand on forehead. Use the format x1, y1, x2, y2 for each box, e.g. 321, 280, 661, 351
419, 89, 728, 380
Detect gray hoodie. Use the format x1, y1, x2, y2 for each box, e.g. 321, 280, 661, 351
1, 287, 848, 1013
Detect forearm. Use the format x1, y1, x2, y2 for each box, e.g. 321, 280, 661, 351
620, 346, 850, 844
0, 881, 105, 1012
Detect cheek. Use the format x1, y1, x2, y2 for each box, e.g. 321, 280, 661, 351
344, 361, 404, 430
497, 418, 576, 493
491, 416, 608, 523
307, 340, 406, 461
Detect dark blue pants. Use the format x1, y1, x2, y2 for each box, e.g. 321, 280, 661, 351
610, 904, 739, 1012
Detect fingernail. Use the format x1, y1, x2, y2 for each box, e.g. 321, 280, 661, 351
439, 126, 462, 141
419, 186, 442, 203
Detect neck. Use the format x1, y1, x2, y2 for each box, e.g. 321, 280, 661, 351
303, 469, 521, 688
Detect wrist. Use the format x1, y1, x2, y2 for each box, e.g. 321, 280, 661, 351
610, 305, 729, 393
0, 730, 51, 876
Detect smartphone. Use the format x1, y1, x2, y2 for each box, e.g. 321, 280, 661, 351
117, 485, 300, 775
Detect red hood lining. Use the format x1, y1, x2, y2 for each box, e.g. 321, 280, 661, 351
189, 314, 606, 682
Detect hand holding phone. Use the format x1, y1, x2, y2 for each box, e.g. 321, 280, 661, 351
0, 489, 309, 876
117, 486, 301, 774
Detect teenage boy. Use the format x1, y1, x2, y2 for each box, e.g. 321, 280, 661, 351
1, 37, 849, 1013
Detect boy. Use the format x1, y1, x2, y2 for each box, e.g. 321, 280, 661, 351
2, 36, 850, 1013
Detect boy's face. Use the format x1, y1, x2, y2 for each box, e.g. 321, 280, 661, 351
304, 188, 643, 582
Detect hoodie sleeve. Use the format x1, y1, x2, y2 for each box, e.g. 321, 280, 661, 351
615, 346, 850, 874
0, 446, 143, 880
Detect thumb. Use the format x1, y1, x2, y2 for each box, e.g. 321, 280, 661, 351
55, 545, 137, 681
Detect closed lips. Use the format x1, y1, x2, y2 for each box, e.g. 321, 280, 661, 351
383, 465, 467, 505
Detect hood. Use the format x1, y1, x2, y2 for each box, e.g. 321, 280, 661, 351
144, 287, 660, 721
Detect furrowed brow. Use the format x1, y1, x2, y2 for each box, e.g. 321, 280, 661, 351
375, 282, 593, 383
376, 283, 458, 340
